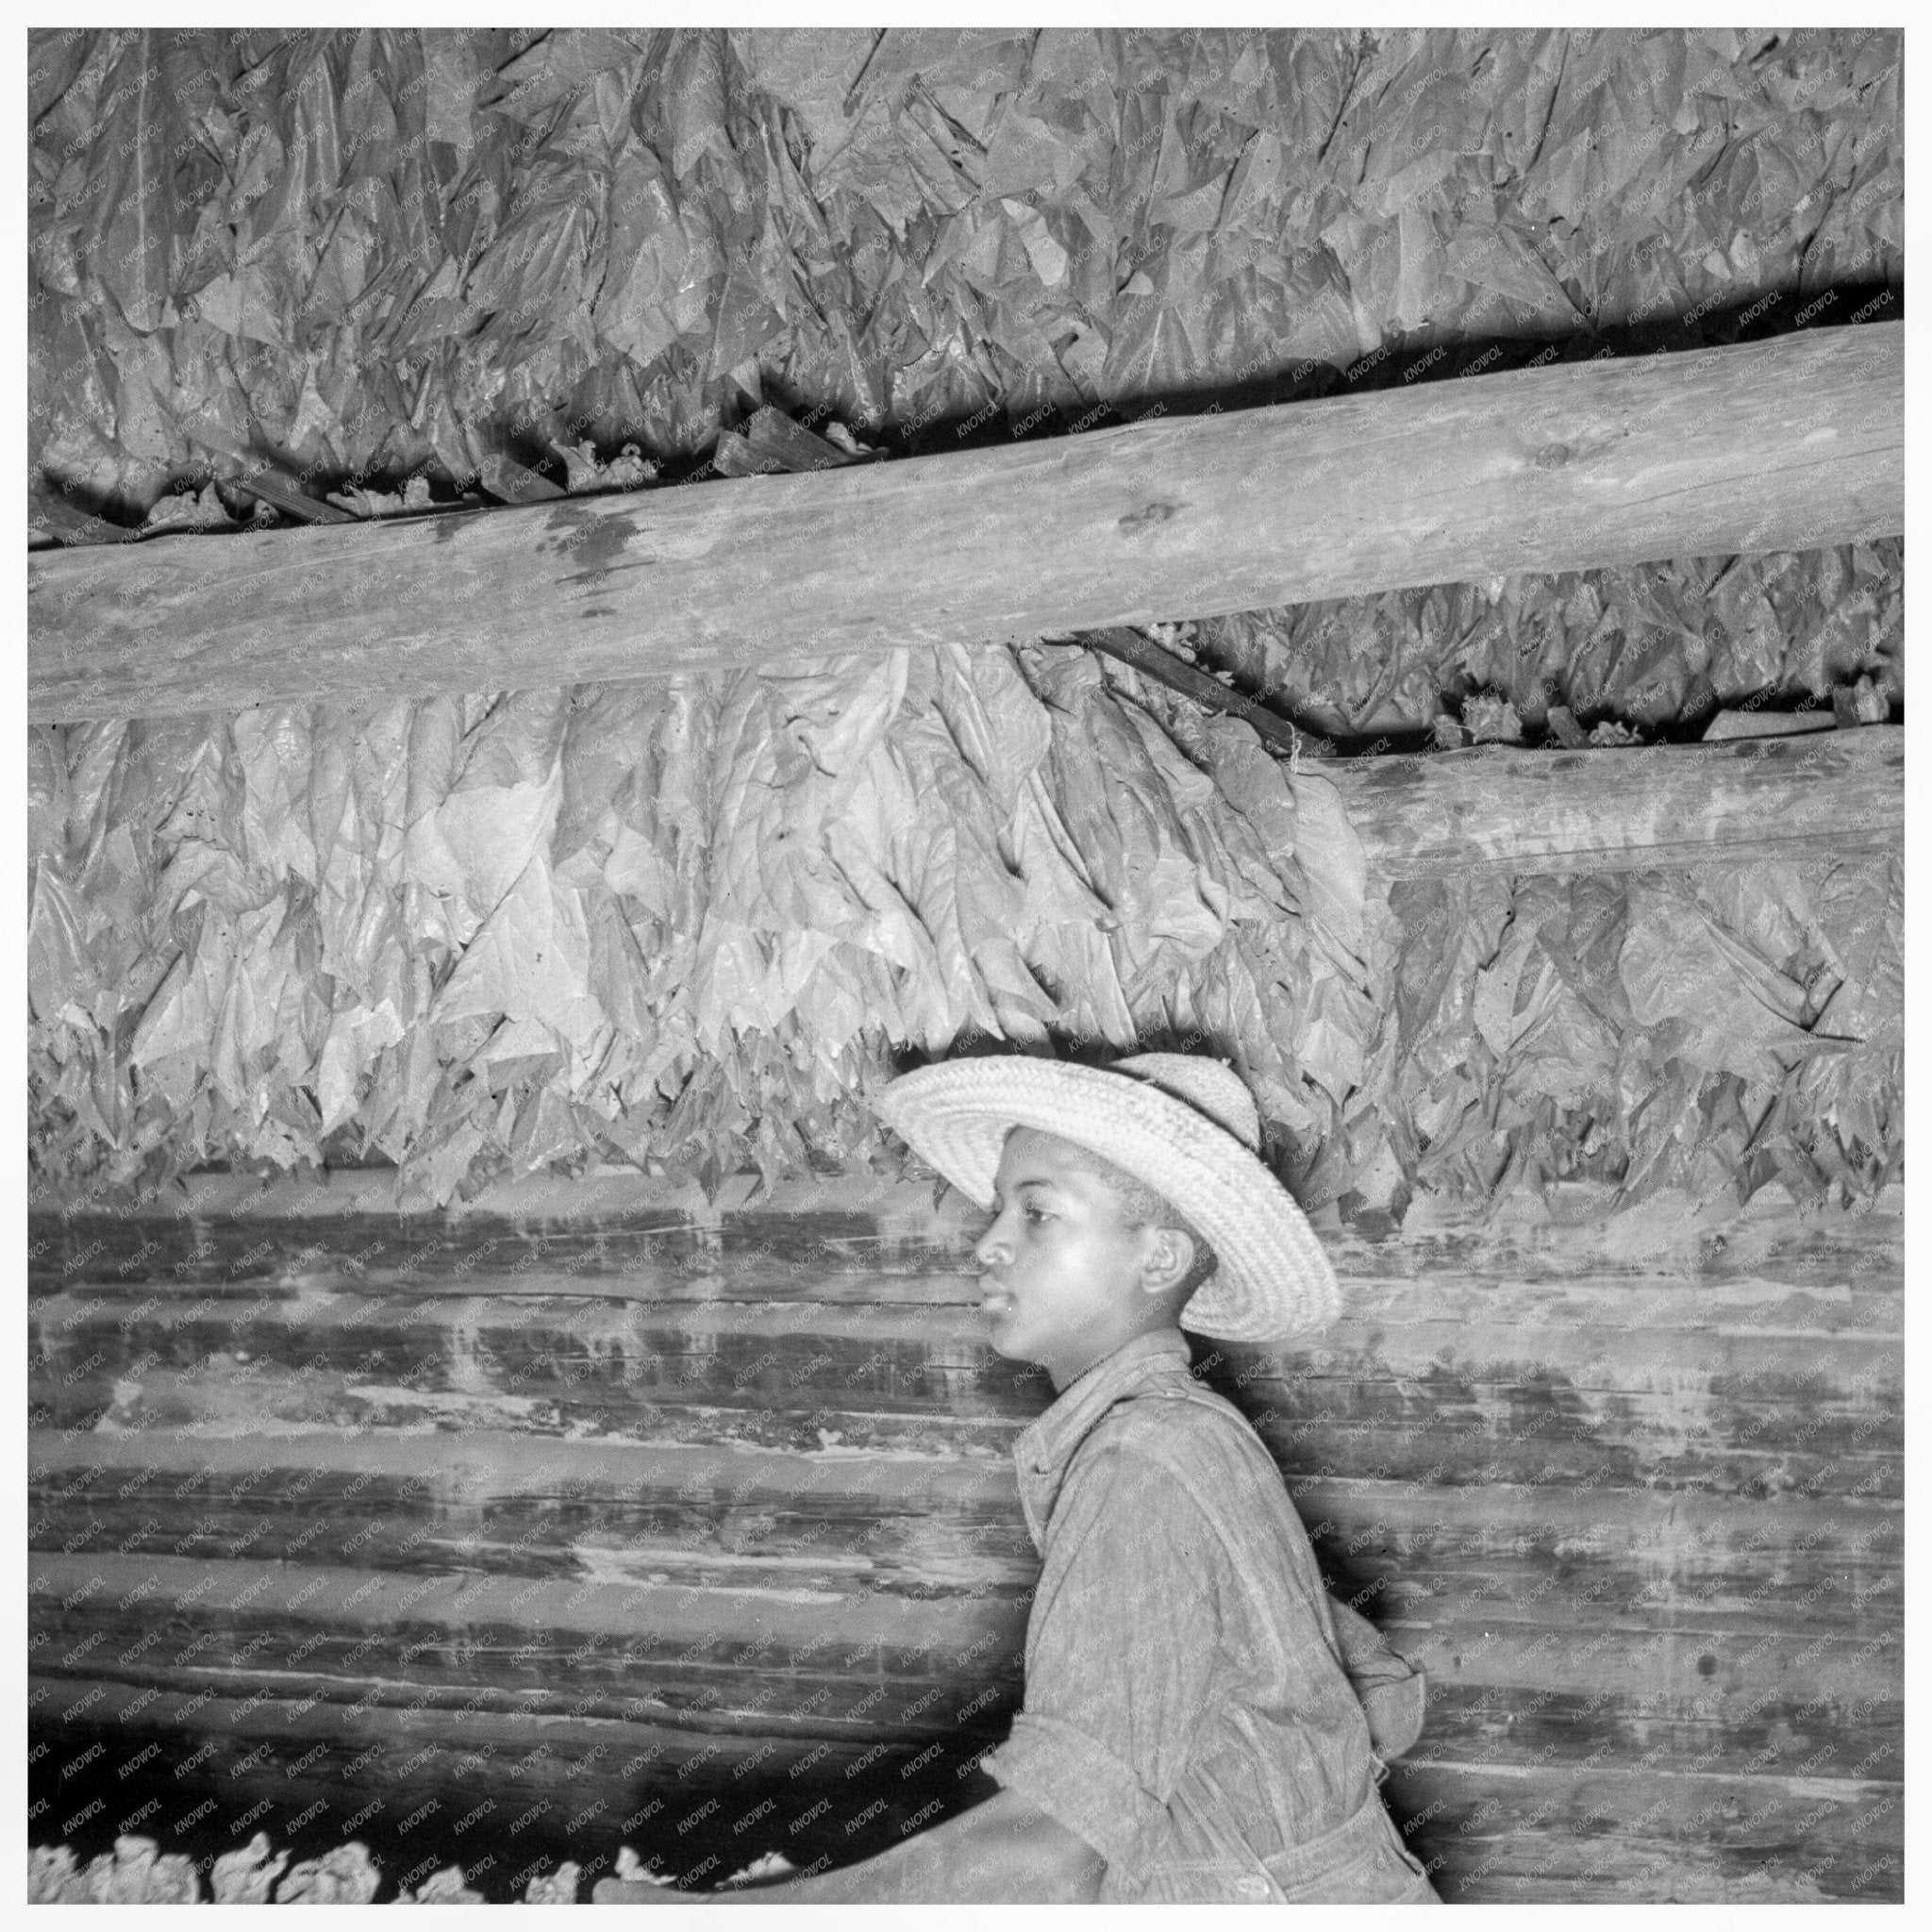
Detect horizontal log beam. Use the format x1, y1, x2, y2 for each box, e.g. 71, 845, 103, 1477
1382, 1762, 1901, 1903
22, 1170, 1906, 1275
32, 1674, 1898, 1901
28, 1281, 1900, 1415
28, 1325, 1901, 1504
27, 324, 1901, 724
29, 1678, 1902, 1899
1331, 724, 1902, 879
25, 1379, 1897, 1502
27, 1432, 1900, 1628
27, 1548, 1899, 1717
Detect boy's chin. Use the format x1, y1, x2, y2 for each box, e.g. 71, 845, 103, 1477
984, 1318, 1048, 1368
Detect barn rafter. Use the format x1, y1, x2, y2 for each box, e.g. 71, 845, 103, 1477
29, 323, 1903, 724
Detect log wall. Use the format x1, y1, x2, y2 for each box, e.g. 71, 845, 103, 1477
28, 1167, 1902, 1902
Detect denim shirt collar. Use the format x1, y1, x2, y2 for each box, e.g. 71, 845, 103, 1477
1010, 1327, 1194, 1552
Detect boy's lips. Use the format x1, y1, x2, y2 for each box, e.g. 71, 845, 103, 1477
977, 1282, 1014, 1316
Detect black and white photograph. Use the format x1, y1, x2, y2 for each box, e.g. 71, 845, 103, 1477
25, 18, 1905, 1908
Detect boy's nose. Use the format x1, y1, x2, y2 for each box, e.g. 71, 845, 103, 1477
973, 1217, 1010, 1269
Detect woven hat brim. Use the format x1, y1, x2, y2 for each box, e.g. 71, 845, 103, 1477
875, 1059, 1341, 1344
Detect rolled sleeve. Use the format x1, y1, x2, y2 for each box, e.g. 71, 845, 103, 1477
982, 1442, 1223, 1884
980, 1713, 1168, 1874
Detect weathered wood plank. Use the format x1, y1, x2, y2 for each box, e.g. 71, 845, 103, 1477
30, 1548, 1898, 1743
28, 1554, 1024, 1717
31, 1678, 1901, 1901
30, 1275, 1899, 1417
27, 325, 1902, 724
1333, 727, 1902, 878
1403, 1688, 1901, 1788
33, 1662, 1901, 1831
30, 1589, 1900, 1823
27, 1252, 1907, 1345
1260, 1417, 1898, 1502
34, 1506, 1901, 1696
27, 1678, 997, 1900
1086, 625, 1307, 757
1389, 1607, 1900, 1711
27, 1174, 1905, 1293
28, 1680, 1000, 1894
29, 1675, 957, 1806
29, 1400, 1896, 1507
25, 1547, 1007, 1662
36, 1645, 1902, 1820
26, 1429, 1038, 1601
25, 1207, 966, 1295
27, 1387, 1897, 1506
31, 1452, 1899, 1648
27, 1317, 1900, 1512
36, 1686, 1899, 1904
28, 1274, 1903, 1391
30, 1324, 1901, 1517
28, 1434, 1901, 1611
30, 1431, 1900, 1563
1385, 1761, 1902, 1902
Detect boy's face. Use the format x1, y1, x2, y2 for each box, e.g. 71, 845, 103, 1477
972, 1125, 1188, 1391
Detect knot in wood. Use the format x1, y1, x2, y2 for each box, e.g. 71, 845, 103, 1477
1534, 442, 1572, 470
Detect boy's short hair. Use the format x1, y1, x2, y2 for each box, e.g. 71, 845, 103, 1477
1058, 1142, 1220, 1300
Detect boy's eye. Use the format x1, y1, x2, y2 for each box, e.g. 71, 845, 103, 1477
1023, 1206, 1047, 1225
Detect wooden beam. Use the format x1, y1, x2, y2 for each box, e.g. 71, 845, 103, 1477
1330, 724, 1901, 879
29, 324, 1901, 724
1082, 624, 1310, 757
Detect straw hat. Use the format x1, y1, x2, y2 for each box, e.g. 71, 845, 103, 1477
875, 1052, 1341, 1343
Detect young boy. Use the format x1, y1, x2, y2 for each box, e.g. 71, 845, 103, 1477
594, 1052, 1440, 1905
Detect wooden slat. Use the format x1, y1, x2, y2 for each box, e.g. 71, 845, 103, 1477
1385, 1761, 1901, 1902
27, 1281, 1899, 1501
27, 324, 1902, 724
1411, 1690, 1901, 1789
29, 1539, 1899, 1783
1332, 725, 1902, 877
1085, 625, 1307, 758
476, 451, 568, 505
34, 1674, 1898, 1902
1386, 1605, 1899, 1710
28, 1174, 1902, 1485
27, 1428, 1038, 1601
31, 1432, 1902, 1564
34, 1612, 1898, 1800
30, 1675, 1901, 1900
27, 1553, 1020, 1706
29, 1538, 1899, 1738
178, 421, 358, 524
28, 1364, 1899, 1502
28, 1676, 1000, 1892
26, 1171, 1905, 1285
35, 1262, 1903, 1350
27, 1273, 1903, 1386
29, 1431, 1900, 1619
29, 1675, 960, 1799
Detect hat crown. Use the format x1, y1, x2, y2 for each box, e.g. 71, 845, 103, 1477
874, 1052, 1339, 1342
1112, 1053, 1260, 1151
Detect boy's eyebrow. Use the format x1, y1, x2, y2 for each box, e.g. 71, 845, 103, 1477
991, 1175, 1066, 1205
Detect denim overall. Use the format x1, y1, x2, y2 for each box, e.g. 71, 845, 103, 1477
984, 1331, 1446, 1905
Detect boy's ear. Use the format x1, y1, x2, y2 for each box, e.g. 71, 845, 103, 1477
1137, 1224, 1198, 1298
